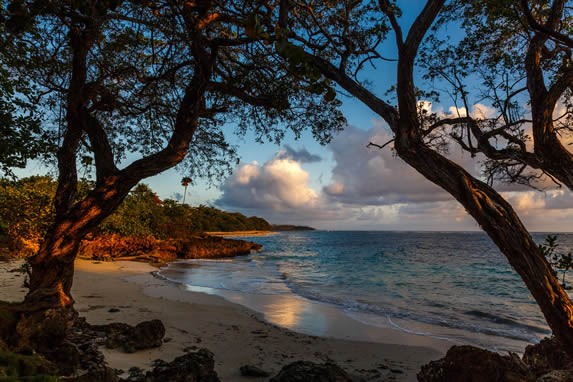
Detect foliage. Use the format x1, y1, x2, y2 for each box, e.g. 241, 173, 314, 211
540, 235, 573, 290
102, 198, 273, 239
100, 184, 165, 238
0, 22, 52, 177
185, 205, 272, 233
3, 0, 345, 183
0, 176, 56, 256
0, 350, 59, 380
0, 177, 273, 254
421, 0, 573, 187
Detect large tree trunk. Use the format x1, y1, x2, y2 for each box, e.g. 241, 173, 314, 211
392, 0, 573, 353
26, 227, 80, 310
395, 138, 573, 353
23, 176, 134, 310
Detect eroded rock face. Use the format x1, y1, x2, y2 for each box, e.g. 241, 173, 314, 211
79, 233, 262, 263
417, 345, 534, 382
523, 337, 573, 376
269, 361, 353, 382
536, 370, 573, 382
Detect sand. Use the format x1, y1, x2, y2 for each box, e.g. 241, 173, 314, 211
0, 259, 446, 381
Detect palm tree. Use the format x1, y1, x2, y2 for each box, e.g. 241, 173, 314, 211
181, 177, 192, 204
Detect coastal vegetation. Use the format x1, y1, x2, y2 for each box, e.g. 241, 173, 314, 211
0, 176, 270, 259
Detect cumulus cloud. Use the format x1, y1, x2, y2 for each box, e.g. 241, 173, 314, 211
322, 122, 480, 205
276, 145, 322, 163
217, 157, 319, 211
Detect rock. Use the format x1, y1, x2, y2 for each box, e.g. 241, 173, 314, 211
129, 319, 165, 352
417, 345, 534, 382
134, 349, 220, 382
240, 364, 270, 377
269, 361, 353, 382
524, 337, 573, 376
536, 370, 573, 382
79, 233, 262, 263
44, 340, 81, 375
70, 366, 119, 382
91, 319, 165, 353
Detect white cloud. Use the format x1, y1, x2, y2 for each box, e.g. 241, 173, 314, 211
322, 122, 479, 205
217, 157, 318, 211
215, 109, 573, 231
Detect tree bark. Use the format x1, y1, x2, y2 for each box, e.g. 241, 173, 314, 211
394, 138, 573, 353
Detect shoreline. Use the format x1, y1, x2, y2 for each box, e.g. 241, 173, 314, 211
205, 230, 278, 237
0, 259, 444, 381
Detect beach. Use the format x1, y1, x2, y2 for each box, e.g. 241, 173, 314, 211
1, 259, 445, 381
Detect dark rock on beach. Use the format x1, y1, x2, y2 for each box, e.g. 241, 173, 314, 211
239, 364, 270, 377
523, 337, 573, 376
125, 348, 220, 382
417, 345, 533, 382
418, 340, 573, 382
91, 319, 165, 353
270, 360, 353, 382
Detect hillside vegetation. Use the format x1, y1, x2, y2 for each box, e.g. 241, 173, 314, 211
0, 177, 272, 257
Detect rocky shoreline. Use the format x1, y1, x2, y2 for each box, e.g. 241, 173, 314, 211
78, 233, 263, 264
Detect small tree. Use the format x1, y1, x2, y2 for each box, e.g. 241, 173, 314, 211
181, 177, 192, 205
541, 236, 573, 290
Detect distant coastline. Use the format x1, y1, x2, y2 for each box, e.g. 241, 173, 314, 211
271, 224, 315, 231
205, 230, 277, 237
206, 225, 315, 237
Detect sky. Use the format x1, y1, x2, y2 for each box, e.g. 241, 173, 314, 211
15, 1, 573, 232
138, 2, 573, 232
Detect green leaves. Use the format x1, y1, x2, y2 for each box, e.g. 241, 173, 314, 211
540, 235, 573, 290
0, 176, 56, 256
275, 39, 337, 104
0, 66, 49, 177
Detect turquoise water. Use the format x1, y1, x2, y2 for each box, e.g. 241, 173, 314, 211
158, 231, 573, 351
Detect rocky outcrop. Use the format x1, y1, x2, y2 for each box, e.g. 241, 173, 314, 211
418, 340, 573, 382
79, 234, 262, 263
90, 319, 165, 353
523, 337, 573, 376
418, 346, 533, 381
125, 349, 220, 382
174, 236, 262, 259
269, 361, 353, 382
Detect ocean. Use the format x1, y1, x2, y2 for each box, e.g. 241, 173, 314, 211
157, 231, 573, 352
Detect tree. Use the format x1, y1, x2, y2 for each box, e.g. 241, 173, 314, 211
275, 0, 573, 354
0, 176, 56, 256
2, 0, 344, 342
0, 29, 49, 177
181, 177, 192, 205
101, 184, 165, 238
